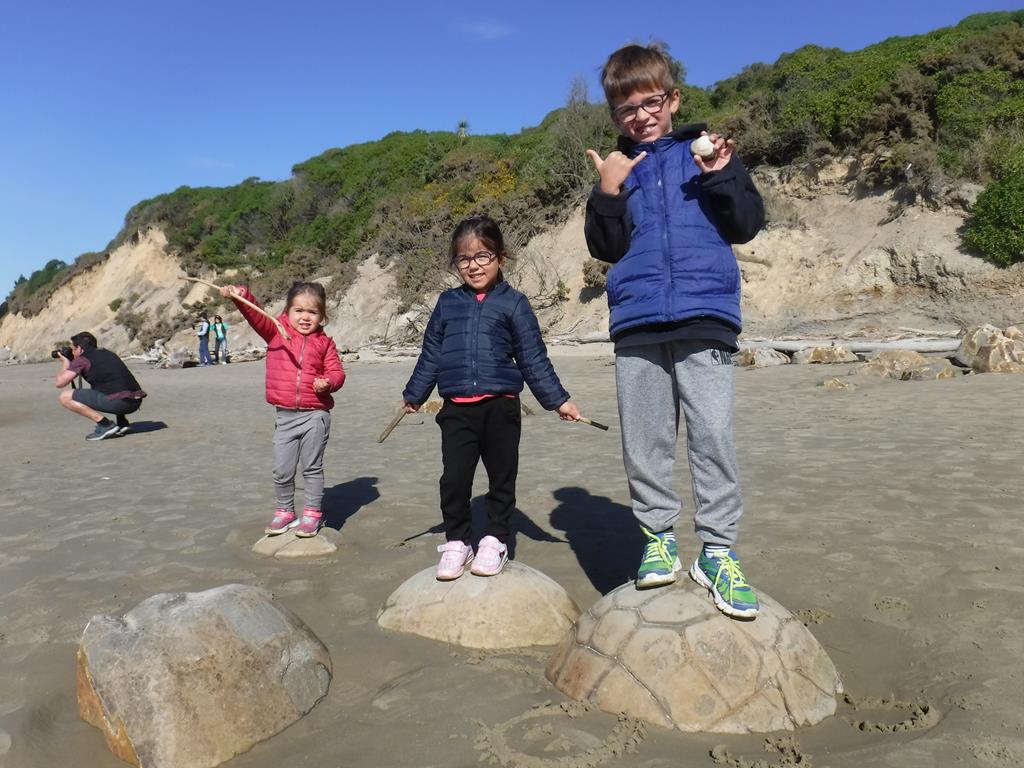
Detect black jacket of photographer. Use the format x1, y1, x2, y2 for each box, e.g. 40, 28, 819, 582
69, 348, 146, 400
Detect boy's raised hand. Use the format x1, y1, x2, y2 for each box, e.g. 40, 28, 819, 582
218, 284, 241, 299
586, 149, 647, 195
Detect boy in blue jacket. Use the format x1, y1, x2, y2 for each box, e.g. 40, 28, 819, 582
585, 44, 764, 617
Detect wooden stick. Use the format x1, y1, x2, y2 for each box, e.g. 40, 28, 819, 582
182, 276, 290, 340
578, 416, 610, 431
378, 404, 408, 443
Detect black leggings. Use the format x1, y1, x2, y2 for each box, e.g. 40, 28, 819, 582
436, 397, 521, 543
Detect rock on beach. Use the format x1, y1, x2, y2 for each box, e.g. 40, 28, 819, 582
76, 584, 332, 768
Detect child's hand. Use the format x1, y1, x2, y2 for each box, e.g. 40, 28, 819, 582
403, 401, 421, 414
586, 149, 647, 195
219, 284, 241, 299
312, 377, 330, 393
556, 401, 581, 422
694, 132, 735, 174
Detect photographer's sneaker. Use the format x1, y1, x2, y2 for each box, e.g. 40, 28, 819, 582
294, 509, 323, 538
689, 547, 760, 618
86, 419, 120, 441
265, 508, 298, 535
636, 527, 681, 588
115, 416, 131, 436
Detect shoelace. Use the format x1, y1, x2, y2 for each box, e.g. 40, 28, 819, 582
708, 552, 749, 597
642, 529, 673, 564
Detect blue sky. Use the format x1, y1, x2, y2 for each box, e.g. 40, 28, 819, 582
1, 0, 1020, 298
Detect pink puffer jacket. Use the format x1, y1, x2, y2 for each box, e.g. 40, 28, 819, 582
233, 287, 345, 410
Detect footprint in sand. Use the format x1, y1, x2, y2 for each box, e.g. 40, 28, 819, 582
841, 693, 941, 733
474, 701, 646, 768
872, 595, 910, 620
710, 735, 808, 768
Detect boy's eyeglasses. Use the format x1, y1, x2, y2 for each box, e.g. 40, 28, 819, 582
454, 251, 497, 270
612, 92, 672, 124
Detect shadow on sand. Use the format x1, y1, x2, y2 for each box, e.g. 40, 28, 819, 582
395, 498, 565, 558
549, 486, 643, 595
322, 476, 380, 531
119, 420, 168, 435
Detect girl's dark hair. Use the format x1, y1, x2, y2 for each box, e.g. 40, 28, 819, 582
449, 215, 506, 265
286, 281, 328, 324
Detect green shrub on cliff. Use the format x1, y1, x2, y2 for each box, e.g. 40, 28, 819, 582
964, 173, 1024, 266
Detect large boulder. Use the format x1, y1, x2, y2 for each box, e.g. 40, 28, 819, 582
378, 561, 580, 649
77, 584, 332, 768
954, 325, 1024, 373
546, 581, 842, 734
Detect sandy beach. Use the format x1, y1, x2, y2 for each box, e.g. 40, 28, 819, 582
1, 353, 1022, 767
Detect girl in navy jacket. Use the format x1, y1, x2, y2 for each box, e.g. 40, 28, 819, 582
403, 215, 581, 580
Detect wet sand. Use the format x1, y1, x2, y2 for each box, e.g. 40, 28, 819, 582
1, 354, 1022, 767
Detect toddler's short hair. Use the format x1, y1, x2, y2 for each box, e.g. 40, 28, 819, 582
601, 44, 675, 107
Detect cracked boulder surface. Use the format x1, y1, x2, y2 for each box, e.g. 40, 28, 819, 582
546, 581, 842, 733
76, 583, 332, 768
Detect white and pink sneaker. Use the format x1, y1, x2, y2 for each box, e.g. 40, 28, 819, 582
436, 540, 474, 581
471, 536, 508, 577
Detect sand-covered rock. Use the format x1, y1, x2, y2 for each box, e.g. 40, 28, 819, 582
792, 346, 859, 365
546, 582, 841, 733
736, 347, 790, 367
76, 584, 331, 768
378, 561, 580, 649
820, 377, 856, 390
954, 325, 1024, 373
252, 528, 342, 559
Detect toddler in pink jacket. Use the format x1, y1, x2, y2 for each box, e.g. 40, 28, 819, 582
222, 281, 345, 537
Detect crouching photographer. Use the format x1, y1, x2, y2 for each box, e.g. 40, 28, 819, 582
54, 331, 147, 441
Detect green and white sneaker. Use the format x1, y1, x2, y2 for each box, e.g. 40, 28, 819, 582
636, 527, 682, 589
689, 547, 760, 618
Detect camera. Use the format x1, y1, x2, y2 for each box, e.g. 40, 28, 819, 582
51, 347, 73, 360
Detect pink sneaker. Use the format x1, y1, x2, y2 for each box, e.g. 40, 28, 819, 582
471, 535, 508, 577
265, 508, 298, 535
436, 540, 474, 581
294, 508, 323, 538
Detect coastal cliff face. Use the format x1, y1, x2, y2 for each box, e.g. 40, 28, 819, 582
2, 160, 1022, 362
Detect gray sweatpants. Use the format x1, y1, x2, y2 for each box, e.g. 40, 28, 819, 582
273, 408, 331, 512
615, 340, 742, 547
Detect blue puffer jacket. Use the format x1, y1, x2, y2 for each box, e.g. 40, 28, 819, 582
585, 125, 764, 339
402, 279, 570, 410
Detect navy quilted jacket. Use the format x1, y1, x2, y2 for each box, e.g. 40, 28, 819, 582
402, 279, 569, 410
585, 124, 764, 339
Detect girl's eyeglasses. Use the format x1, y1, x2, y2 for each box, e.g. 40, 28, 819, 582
612, 92, 671, 124
454, 251, 497, 270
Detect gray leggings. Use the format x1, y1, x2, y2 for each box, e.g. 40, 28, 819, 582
615, 340, 743, 547
273, 408, 331, 512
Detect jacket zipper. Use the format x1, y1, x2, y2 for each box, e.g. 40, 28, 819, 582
470, 292, 483, 391
656, 143, 675, 317
295, 335, 307, 408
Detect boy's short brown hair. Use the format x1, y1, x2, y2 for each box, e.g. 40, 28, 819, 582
601, 44, 675, 107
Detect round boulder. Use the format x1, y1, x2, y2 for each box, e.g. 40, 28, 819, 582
77, 584, 331, 768
378, 561, 581, 649
546, 581, 842, 733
